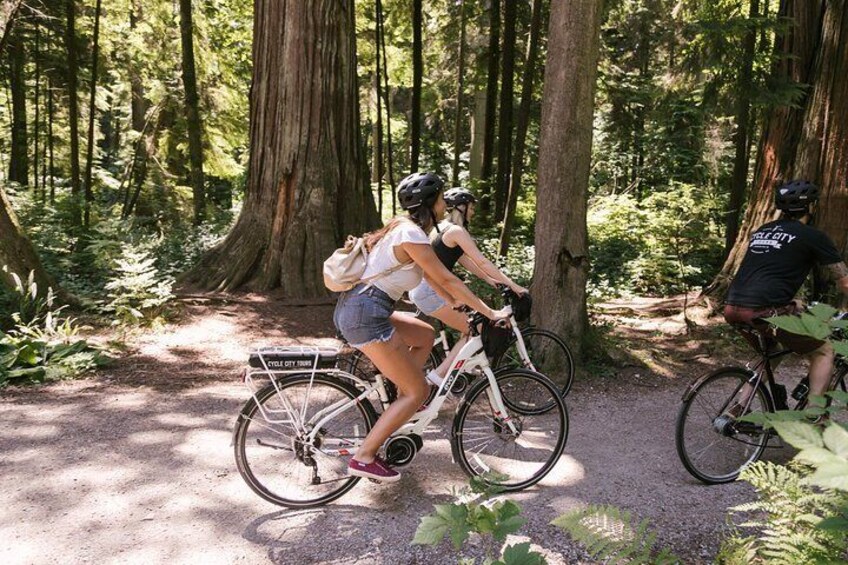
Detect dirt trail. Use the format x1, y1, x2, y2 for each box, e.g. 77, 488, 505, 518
1, 296, 800, 564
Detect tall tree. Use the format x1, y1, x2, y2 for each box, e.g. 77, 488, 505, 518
451, 0, 468, 187
377, 0, 396, 211
65, 0, 82, 220
184, 0, 378, 296
82, 0, 102, 227
532, 0, 603, 358
499, 0, 543, 256
0, 0, 23, 53
493, 0, 517, 220
724, 0, 760, 255
0, 2, 57, 297
8, 24, 27, 186
179, 0, 206, 224
479, 0, 500, 217
708, 0, 848, 299
33, 22, 40, 194
410, 0, 422, 172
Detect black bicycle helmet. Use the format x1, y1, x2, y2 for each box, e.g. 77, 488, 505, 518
775, 180, 819, 212
397, 172, 445, 211
444, 187, 477, 208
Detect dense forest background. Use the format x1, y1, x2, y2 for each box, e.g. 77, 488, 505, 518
1, 0, 846, 356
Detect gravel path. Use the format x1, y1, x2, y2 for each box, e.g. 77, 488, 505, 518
0, 299, 797, 564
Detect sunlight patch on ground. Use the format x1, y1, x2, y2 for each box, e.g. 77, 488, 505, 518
504, 534, 571, 565
127, 429, 178, 446
8, 424, 60, 439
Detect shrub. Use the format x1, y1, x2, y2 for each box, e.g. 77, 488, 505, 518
102, 248, 175, 325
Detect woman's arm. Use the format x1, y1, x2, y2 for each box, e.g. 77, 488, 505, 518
424, 274, 457, 306
448, 229, 528, 294
403, 243, 502, 319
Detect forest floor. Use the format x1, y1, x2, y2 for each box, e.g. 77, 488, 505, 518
0, 293, 806, 564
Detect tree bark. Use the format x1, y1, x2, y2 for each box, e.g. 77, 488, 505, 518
706, 0, 848, 299
494, 0, 517, 221
724, 0, 760, 256
377, 0, 396, 213
499, 0, 543, 256
33, 22, 40, 195
375, 29, 385, 216
8, 26, 27, 186
183, 0, 378, 297
179, 0, 206, 224
468, 89, 486, 179
410, 0, 422, 172
83, 0, 102, 227
532, 0, 602, 359
65, 0, 82, 222
451, 0, 467, 187
479, 0, 500, 218
47, 78, 55, 202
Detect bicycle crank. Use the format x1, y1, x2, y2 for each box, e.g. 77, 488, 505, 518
384, 434, 422, 467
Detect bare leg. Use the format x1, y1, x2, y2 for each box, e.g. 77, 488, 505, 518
427, 305, 469, 377
355, 333, 431, 463
806, 342, 835, 404
390, 312, 436, 369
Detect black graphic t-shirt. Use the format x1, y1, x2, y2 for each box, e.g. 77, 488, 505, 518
726, 219, 843, 307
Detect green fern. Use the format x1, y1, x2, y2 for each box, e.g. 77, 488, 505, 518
719, 461, 847, 564
551, 505, 681, 564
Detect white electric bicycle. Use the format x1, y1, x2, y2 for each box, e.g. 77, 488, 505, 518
233, 309, 569, 508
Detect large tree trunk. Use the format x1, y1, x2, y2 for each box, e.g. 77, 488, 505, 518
499, 0, 543, 255
83, 0, 102, 227
410, 0, 422, 172
531, 0, 602, 359
179, 0, 206, 224
8, 26, 27, 186
377, 0, 396, 213
183, 0, 377, 297
707, 0, 848, 299
493, 0, 517, 221
468, 89, 486, 179
479, 0, 500, 218
65, 0, 82, 222
724, 0, 760, 256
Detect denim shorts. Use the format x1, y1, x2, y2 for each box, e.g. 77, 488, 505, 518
333, 284, 396, 348
409, 280, 447, 315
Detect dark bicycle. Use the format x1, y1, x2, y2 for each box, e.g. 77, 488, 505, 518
675, 314, 848, 484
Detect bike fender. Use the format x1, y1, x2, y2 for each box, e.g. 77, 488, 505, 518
681, 367, 755, 402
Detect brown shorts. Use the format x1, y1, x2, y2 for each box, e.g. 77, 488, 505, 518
723, 304, 825, 355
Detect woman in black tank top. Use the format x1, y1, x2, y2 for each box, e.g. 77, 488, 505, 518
409, 187, 529, 382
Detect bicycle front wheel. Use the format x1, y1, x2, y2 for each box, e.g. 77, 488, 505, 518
676, 367, 772, 484
496, 328, 575, 399
452, 369, 568, 491
234, 374, 378, 508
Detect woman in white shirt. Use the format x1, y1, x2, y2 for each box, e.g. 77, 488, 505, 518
333, 172, 506, 482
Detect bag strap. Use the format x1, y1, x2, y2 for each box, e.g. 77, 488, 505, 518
357, 261, 408, 293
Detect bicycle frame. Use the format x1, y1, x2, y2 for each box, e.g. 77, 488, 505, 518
245, 332, 519, 459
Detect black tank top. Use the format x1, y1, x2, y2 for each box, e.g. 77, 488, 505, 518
433, 231, 464, 271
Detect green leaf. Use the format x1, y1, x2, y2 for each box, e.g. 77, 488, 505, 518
804, 462, 848, 490
794, 447, 843, 467
412, 515, 450, 546
493, 515, 526, 541
816, 516, 848, 532
831, 340, 848, 358
500, 542, 548, 565
766, 314, 830, 340
47, 340, 89, 361
808, 303, 837, 321
771, 421, 824, 450
8, 366, 46, 381
822, 424, 848, 459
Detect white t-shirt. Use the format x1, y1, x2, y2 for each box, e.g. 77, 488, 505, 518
362, 220, 430, 300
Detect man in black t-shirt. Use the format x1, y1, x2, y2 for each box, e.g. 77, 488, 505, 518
725, 180, 848, 405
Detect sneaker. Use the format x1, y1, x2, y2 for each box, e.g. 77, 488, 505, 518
348, 456, 401, 483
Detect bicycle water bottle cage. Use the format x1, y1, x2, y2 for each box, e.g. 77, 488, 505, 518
248, 346, 338, 371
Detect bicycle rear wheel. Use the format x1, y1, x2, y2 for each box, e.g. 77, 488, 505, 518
494, 328, 575, 414
452, 369, 568, 491
676, 367, 772, 484
234, 374, 378, 508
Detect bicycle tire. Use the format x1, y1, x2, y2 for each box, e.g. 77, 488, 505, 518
451, 368, 568, 491
494, 328, 575, 413
234, 374, 378, 508
676, 367, 773, 484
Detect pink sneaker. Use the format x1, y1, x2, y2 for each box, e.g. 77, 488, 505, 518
348, 456, 401, 483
